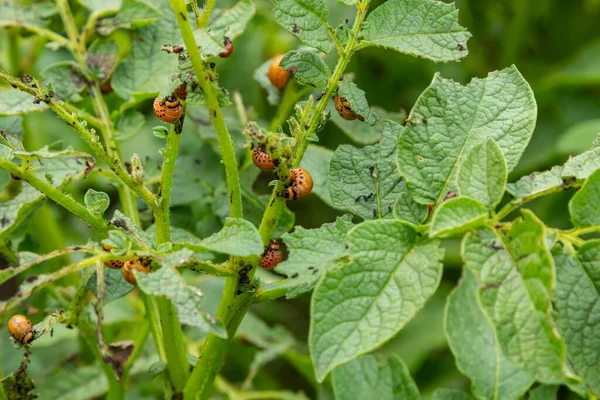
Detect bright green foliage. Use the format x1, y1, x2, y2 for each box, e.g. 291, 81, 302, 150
397, 66, 536, 205
280, 50, 330, 88
136, 253, 227, 337
0, 90, 47, 115
310, 220, 443, 381
393, 187, 428, 226
457, 140, 507, 209
328, 121, 403, 219
337, 80, 378, 125
96, 0, 161, 35
361, 0, 471, 62
193, 29, 227, 58
272, 0, 331, 53
462, 211, 567, 383
272, 215, 353, 298
553, 242, 600, 396
562, 138, 600, 179
78, 0, 122, 12
0, 186, 45, 241
209, 0, 256, 39
180, 218, 263, 257
445, 269, 533, 400
84, 189, 110, 217
332, 354, 419, 400
569, 168, 600, 227
429, 197, 487, 238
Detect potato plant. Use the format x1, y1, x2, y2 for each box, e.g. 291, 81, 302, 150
0, 0, 599, 399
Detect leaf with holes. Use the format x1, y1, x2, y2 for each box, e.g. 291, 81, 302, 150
273, 0, 331, 53
397, 66, 536, 205
361, 0, 471, 62
329, 121, 404, 220
337, 80, 378, 126
462, 211, 568, 383
310, 220, 443, 381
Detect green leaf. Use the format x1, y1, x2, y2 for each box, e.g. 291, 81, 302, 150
330, 106, 406, 145
328, 121, 404, 220
194, 29, 227, 58
337, 79, 378, 126
254, 58, 280, 105
299, 145, 335, 207
96, 0, 161, 36
445, 269, 533, 400
115, 109, 145, 140
171, 149, 224, 206
84, 189, 110, 217
78, 0, 121, 12
393, 189, 428, 226
112, 6, 181, 101
41, 62, 87, 103
310, 220, 444, 381
552, 242, 600, 396
270, 215, 354, 298
88, 267, 134, 303
86, 40, 120, 81
429, 197, 487, 238
0, 1, 57, 28
209, 0, 256, 40
34, 365, 107, 400
562, 138, 600, 179
136, 264, 226, 337
183, 218, 263, 257
556, 119, 600, 156
272, 0, 331, 53
397, 66, 536, 205
332, 354, 419, 400
0, 89, 47, 115
361, 0, 471, 62
0, 185, 44, 241
462, 211, 568, 383
457, 139, 507, 209
569, 168, 600, 227
431, 389, 472, 400
529, 384, 559, 400
280, 50, 330, 88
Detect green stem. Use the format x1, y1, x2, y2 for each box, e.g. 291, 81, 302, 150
0, 158, 108, 232
153, 117, 190, 392
0, 71, 158, 211
120, 319, 150, 385
170, 0, 243, 219
197, 0, 217, 29
570, 225, 600, 237
142, 293, 167, 361
268, 83, 311, 132
56, 0, 86, 66
258, 2, 368, 244
0, 22, 70, 49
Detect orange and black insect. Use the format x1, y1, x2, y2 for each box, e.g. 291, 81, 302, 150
252, 144, 276, 171
174, 82, 188, 101
153, 96, 182, 123
219, 37, 233, 58
8, 314, 35, 344
122, 259, 151, 286
267, 55, 289, 90
102, 243, 124, 269
260, 240, 283, 270
333, 95, 364, 122
283, 168, 313, 200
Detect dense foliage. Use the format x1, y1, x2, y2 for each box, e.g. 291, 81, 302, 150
0, 0, 600, 399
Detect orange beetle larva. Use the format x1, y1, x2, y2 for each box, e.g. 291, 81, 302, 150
282, 168, 313, 200
174, 82, 188, 101
219, 37, 233, 58
333, 95, 364, 122
267, 55, 289, 90
259, 240, 283, 270
122, 259, 151, 286
252, 144, 276, 171
153, 96, 182, 123
8, 314, 35, 344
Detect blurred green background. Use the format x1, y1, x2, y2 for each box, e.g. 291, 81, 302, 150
1, 0, 599, 398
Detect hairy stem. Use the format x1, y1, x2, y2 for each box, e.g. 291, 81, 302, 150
197, 0, 217, 29
170, 0, 243, 219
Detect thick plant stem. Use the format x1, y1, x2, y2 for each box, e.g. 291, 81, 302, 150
170, 0, 243, 219
258, 3, 368, 244
153, 118, 189, 392
0, 158, 108, 232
